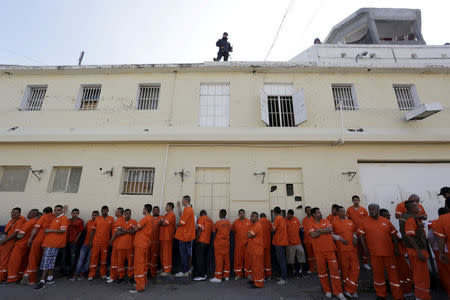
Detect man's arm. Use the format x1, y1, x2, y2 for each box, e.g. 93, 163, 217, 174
27, 228, 39, 247
436, 237, 449, 264
0, 231, 18, 245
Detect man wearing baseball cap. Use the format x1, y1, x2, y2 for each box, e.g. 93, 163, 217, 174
438, 187, 450, 200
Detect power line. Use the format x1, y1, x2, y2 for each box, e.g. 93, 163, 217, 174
264, 0, 296, 61
0, 48, 45, 64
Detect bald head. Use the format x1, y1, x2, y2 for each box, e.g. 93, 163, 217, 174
368, 203, 380, 218
408, 194, 420, 203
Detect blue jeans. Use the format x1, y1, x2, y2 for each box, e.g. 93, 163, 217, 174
274, 245, 287, 280
74, 244, 91, 275
179, 240, 193, 273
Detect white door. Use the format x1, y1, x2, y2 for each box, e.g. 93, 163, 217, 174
195, 168, 230, 219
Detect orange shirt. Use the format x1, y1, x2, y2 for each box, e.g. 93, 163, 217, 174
3, 215, 26, 247
115, 218, 137, 250
272, 215, 289, 246
134, 215, 153, 248
346, 206, 368, 228
112, 216, 125, 247
175, 206, 196, 242
259, 217, 272, 249
358, 216, 397, 256
232, 218, 252, 247
34, 213, 56, 244
248, 221, 264, 255
83, 219, 95, 245
332, 217, 357, 252
42, 214, 69, 248
150, 215, 163, 243
433, 213, 450, 252
302, 216, 313, 244
286, 216, 302, 246
395, 202, 426, 218
92, 215, 114, 247
160, 212, 176, 241
17, 218, 38, 247
214, 219, 231, 249
197, 215, 214, 245
309, 218, 336, 253
405, 217, 425, 238
327, 214, 338, 223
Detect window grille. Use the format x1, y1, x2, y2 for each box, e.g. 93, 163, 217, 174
137, 85, 160, 110
24, 86, 46, 111
0, 166, 30, 192
332, 85, 358, 111
199, 83, 230, 127
51, 167, 82, 193
80, 86, 101, 110
122, 168, 155, 195
267, 96, 295, 127
394, 85, 417, 110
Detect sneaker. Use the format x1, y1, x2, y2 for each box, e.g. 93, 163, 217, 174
156, 270, 163, 275
300, 272, 310, 279
324, 292, 332, 298
129, 289, 143, 294
306, 270, 313, 275
88, 277, 94, 281
46, 279, 55, 285
336, 293, 346, 300
77, 276, 84, 281
234, 275, 242, 281
102, 275, 108, 279
224, 277, 229, 281
351, 293, 359, 298
106, 278, 114, 284
114, 279, 124, 285
20, 274, 29, 285
160, 272, 169, 277
193, 276, 207, 281
344, 291, 352, 298
34, 282, 46, 292
277, 279, 287, 285
209, 277, 221, 283
175, 271, 189, 278
128, 278, 135, 285
363, 263, 371, 271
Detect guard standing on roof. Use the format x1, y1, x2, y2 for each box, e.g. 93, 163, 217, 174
214, 32, 233, 61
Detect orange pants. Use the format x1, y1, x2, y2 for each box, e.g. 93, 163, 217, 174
337, 250, 360, 294
7, 244, 29, 282
433, 250, 450, 297
234, 243, 249, 277
149, 242, 160, 277
214, 247, 230, 279
134, 247, 149, 291
304, 243, 316, 272
24, 241, 43, 284
0, 242, 15, 282
88, 245, 108, 278
396, 252, 413, 294
117, 248, 134, 279
407, 249, 430, 300
160, 240, 173, 273
315, 250, 342, 295
249, 251, 264, 288
263, 247, 271, 277
110, 247, 119, 280
370, 255, 403, 299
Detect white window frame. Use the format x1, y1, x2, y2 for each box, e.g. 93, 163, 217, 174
20, 85, 47, 111
199, 83, 230, 128
0, 166, 30, 192
75, 85, 102, 110
136, 84, 160, 110
393, 84, 420, 110
49, 167, 82, 193
121, 167, 155, 195
332, 84, 358, 111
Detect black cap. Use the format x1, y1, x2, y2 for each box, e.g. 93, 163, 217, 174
223, 32, 228, 36
438, 186, 450, 196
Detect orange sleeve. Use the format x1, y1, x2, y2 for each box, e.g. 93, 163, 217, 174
92, 218, 98, 229
179, 207, 193, 226
395, 202, 405, 216
388, 221, 397, 236
137, 217, 148, 229
198, 216, 205, 230
273, 217, 280, 230
433, 218, 445, 239
358, 222, 366, 236
19, 220, 34, 235
34, 216, 44, 229
59, 218, 68, 231
405, 218, 417, 236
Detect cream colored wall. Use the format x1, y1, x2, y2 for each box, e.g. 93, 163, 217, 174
1, 142, 449, 224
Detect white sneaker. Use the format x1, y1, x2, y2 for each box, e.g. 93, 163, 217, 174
175, 271, 188, 278
193, 276, 206, 281
234, 275, 241, 281
363, 263, 371, 271
324, 292, 332, 298
351, 293, 359, 298
88, 277, 94, 281
277, 279, 287, 285
306, 270, 312, 275
106, 278, 114, 284
160, 272, 169, 277
156, 270, 163, 275
336, 293, 346, 300
344, 291, 352, 298
224, 277, 229, 281
209, 277, 221, 283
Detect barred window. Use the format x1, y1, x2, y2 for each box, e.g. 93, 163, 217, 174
122, 168, 155, 195
79, 86, 101, 110
0, 166, 30, 192
50, 167, 82, 193
137, 85, 160, 110
22, 86, 47, 111
267, 96, 295, 127
393, 85, 418, 110
332, 85, 358, 111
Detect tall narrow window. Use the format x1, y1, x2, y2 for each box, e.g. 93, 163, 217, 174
199, 83, 230, 127
122, 168, 155, 195
79, 86, 101, 110
137, 85, 160, 110
22, 86, 47, 111
332, 84, 358, 111
267, 96, 295, 127
0, 166, 30, 192
393, 85, 418, 110
50, 167, 82, 193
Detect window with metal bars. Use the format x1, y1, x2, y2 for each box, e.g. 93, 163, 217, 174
137, 85, 160, 110
122, 168, 155, 195
332, 85, 358, 111
50, 167, 82, 193
393, 85, 417, 110
23, 86, 47, 111
267, 95, 295, 127
79, 86, 101, 110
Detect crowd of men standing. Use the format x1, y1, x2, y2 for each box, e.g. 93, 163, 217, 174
0, 188, 449, 299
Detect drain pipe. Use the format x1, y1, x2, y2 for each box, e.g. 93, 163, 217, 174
159, 144, 170, 208
337, 99, 345, 144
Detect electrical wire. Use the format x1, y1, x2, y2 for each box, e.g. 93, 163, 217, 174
0, 48, 45, 65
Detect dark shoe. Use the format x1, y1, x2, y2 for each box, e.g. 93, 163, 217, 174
213, 58, 217, 61
247, 280, 253, 284
300, 272, 310, 279
46, 279, 55, 285
114, 278, 124, 285
128, 278, 135, 285
129, 288, 143, 294
34, 282, 46, 291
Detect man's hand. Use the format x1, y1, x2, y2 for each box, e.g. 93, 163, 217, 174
221, 46, 224, 49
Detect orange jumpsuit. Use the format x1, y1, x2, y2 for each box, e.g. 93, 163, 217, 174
395, 202, 426, 219
148, 215, 163, 277
302, 216, 316, 272
7, 218, 38, 282
309, 218, 342, 296
134, 215, 153, 291
24, 213, 55, 283
332, 217, 360, 294
404, 217, 430, 300
160, 211, 176, 273
232, 218, 251, 277
433, 213, 450, 297
396, 240, 413, 294
346, 206, 369, 264
0, 215, 26, 282
213, 218, 231, 279
88, 215, 114, 278
259, 217, 272, 277
358, 217, 403, 300
110, 216, 124, 280
248, 220, 264, 288
116, 218, 137, 279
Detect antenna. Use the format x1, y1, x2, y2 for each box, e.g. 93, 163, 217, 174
78, 51, 85, 66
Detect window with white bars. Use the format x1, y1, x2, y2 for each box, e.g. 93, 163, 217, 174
122, 168, 155, 195
332, 85, 358, 111
199, 83, 230, 127
0, 166, 30, 192
268, 96, 295, 127
50, 167, 82, 193
79, 86, 101, 110
22, 86, 47, 111
137, 85, 160, 110
393, 85, 418, 110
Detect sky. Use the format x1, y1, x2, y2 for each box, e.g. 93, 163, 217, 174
1, 0, 449, 66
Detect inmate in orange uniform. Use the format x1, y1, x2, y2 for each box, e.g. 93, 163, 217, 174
346, 205, 369, 264
232, 218, 252, 277
160, 211, 176, 273
24, 213, 55, 283
258, 216, 272, 277
116, 218, 137, 279
433, 213, 450, 297
41, 214, 69, 248
0, 215, 26, 282
359, 216, 403, 300
7, 218, 38, 283
213, 218, 231, 279
332, 217, 359, 295
88, 215, 114, 278
302, 215, 316, 272
309, 218, 342, 295
149, 215, 163, 277
395, 201, 426, 219
396, 240, 413, 295
110, 216, 125, 280
404, 217, 430, 300
248, 220, 264, 288
134, 214, 153, 291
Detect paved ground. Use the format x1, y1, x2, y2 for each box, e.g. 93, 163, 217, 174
1, 274, 448, 300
